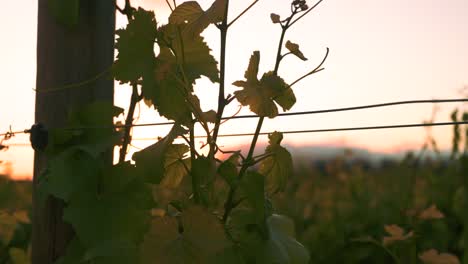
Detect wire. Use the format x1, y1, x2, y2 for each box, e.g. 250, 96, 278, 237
129, 121, 468, 140
1, 98, 467, 136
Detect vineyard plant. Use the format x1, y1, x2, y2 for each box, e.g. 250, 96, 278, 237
0, 0, 467, 263
37, 0, 327, 263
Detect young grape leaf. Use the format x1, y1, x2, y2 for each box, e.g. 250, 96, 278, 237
270, 13, 281, 23
233, 52, 296, 118
113, 8, 157, 84
141, 206, 230, 263
285, 40, 308, 61
160, 144, 191, 188
169, 0, 227, 37
258, 132, 293, 194
48, 0, 80, 27
162, 24, 220, 83
169, 1, 204, 25
132, 124, 187, 184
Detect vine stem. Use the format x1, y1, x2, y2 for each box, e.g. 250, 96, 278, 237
222, 7, 298, 223
211, 0, 230, 157
119, 83, 141, 163
118, 1, 141, 164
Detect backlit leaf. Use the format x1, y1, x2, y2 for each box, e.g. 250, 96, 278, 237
161, 144, 191, 188
258, 132, 293, 194
169, 1, 204, 25
270, 13, 281, 23
382, 224, 413, 246
286, 40, 308, 61
233, 52, 296, 117
419, 249, 460, 264
172, 0, 227, 37
113, 8, 157, 84
141, 206, 230, 263
132, 124, 188, 184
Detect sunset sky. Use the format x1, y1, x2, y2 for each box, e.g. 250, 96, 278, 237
0, 0, 467, 179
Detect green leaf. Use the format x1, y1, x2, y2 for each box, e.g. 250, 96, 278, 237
285, 40, 308, 61
141, 206, 230, 263
270, 13, 281, 24
161, 144, 191, 188
233, 52, 296, 117
132, 124, 187, 184
240, 171, 265, 224
227, 208, 265, 259
40, 147, 100, 202
48, 0, 80, 27
63, 173, 153, 251
258, 132, 293, 194
144, 24, 219, 123
191, 156, 217, 205
145, 47, 193, 124
68, 101, 124, 143
257, 215, 310, 264
113, 8, 157, 84
217, 154, 240, 187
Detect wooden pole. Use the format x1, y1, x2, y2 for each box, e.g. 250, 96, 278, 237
32, 1, 115, 263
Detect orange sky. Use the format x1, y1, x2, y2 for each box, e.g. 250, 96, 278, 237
1, 0, 467, 179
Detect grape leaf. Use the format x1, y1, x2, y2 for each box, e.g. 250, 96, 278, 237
233, 52, 296, 117
217, 153, 240, 187
113, 8, 157, 84
270, 13, 281, 24
132, 124, 187, 184
170, 0, 227, 37
191, 156, 217, 206
258, 132, 293, 194
160, 144, 191, 188
257, 215, 310, 264
285, 40, 308, 61
48, 0, 79, 27
169, 1, 204, 25
63, 169, 153, 253
40, 147, 100, 202
144, 24, 219, 123
239, 171, 265, 224
141, 206, 230, 263
67, 102, 124, 143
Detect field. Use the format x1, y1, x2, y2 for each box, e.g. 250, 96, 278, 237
1, 145, 466, 263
